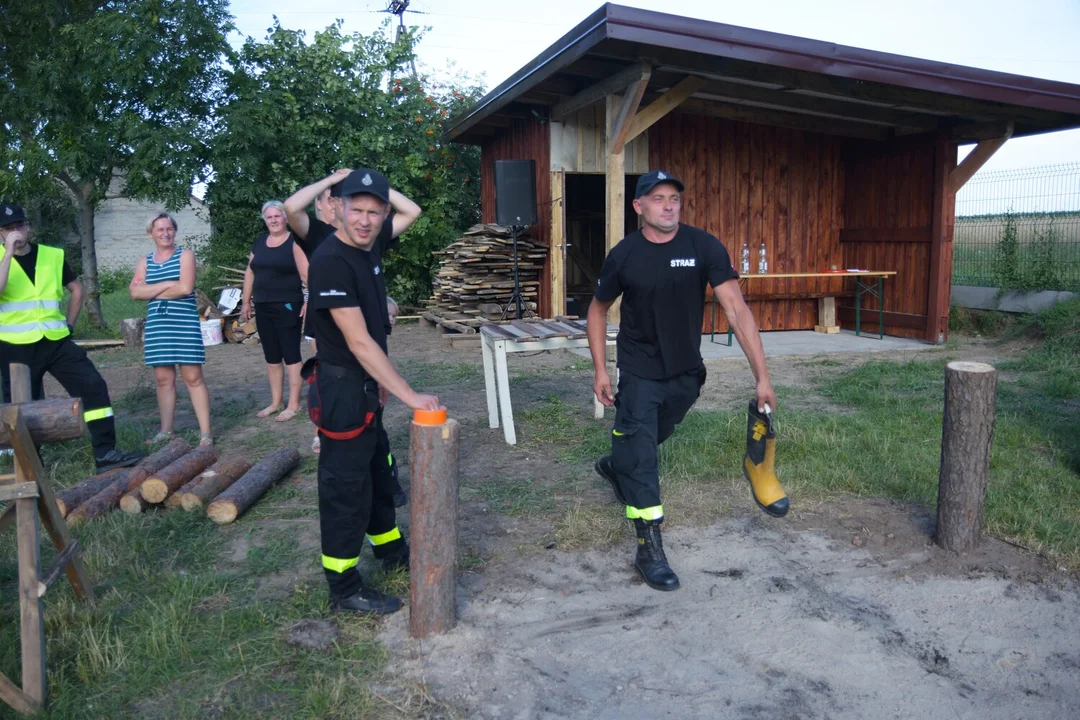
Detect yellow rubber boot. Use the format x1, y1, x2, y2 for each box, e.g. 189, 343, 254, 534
743, 402, 789, 517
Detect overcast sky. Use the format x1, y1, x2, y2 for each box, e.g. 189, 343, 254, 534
227, 0, 1080, 172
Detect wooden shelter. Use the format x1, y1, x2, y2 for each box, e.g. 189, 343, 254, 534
445, 3, 1080, 341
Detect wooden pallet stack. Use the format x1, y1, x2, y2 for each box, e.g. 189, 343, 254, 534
427, 224, 548, 327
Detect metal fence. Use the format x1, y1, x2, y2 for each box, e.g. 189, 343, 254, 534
954, 162, 1080, 291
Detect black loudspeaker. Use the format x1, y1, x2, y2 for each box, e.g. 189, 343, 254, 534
494, 159, 538, 226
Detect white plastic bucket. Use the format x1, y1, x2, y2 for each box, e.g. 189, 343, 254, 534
200, 319, 223, 346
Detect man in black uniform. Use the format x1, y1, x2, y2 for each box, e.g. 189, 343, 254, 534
285, 171, 418, 506
305, 169, 439, 614
587, 170, 788, 592
0, 202, 142, 471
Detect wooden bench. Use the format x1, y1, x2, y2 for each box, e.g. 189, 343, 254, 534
708, 271, 897, 345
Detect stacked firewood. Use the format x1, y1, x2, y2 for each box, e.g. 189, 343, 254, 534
427, 224, 547, 325
53, 439, 300, 526
207, 266, 260, 344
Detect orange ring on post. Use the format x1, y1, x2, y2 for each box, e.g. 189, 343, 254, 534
413, 407, 448, 426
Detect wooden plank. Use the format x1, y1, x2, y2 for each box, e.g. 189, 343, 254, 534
625, 75, 708, 144
0, 671, 38, 716
533, 321, 572, 338
949, 126, 1012, 193
502, 323, 539, 341
552, 61, 651, 121
479, 323, 519, 341
837, 307, 928, 331
609, 70, 652, 155
37, 538, 81, 597
840, 227, 932, 243
0, 482, 38, 502
16, 497, 46, 709
680, 98, 889, 141
511, 320, 548, 339
606, 93, 626, 325
73, 339, 125, 349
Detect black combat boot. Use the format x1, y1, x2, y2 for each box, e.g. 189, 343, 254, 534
329, 586, 403, 615
594, 455, 628, 505
633, 519, 680, 591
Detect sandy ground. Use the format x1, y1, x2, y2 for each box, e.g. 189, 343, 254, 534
67, 324, 1079, 719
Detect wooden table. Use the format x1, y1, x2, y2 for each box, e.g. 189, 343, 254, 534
480, 318, 617, 446
710, 271, 897, 345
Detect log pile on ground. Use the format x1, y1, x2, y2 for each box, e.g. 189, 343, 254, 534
53, 440, 299, 526
207, 448, 300, 524
426, 224, 546, 329
210, 266, 260, 345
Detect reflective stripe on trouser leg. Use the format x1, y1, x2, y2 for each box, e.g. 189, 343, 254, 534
322, 555, 359, 573
367, 527, 402, 546
626, 505, 664, 521
83, 406, 115, 422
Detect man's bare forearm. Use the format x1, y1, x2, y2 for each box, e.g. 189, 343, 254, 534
586, 299, 612, 373
726, 300, 770, 385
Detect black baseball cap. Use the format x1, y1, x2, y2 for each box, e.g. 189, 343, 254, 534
337, 169, 390, 203
634, 170, 685, 199
0, 203, 28, 227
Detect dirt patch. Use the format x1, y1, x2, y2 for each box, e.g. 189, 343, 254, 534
381, 508, 1079, 719
285, 619, 340, 651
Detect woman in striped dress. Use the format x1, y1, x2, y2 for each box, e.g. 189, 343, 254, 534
129, 213, 213, 447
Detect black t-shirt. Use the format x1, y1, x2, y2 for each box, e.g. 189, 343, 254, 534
299, 215, 399, 334
249, 232, 303, 304
594, 224, 738, 380
308, 235, 389, 369
12, 244, 77, 286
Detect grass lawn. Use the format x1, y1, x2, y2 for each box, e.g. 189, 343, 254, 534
65, 291, 147, 341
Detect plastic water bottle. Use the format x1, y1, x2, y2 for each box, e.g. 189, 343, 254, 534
758, 242, 768, 274
740, 243, 751, 275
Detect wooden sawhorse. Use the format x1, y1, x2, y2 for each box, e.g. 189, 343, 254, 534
0, 364, 93, 716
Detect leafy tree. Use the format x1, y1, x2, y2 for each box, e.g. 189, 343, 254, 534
205, 20, 483, 305
0, 0, 232, 325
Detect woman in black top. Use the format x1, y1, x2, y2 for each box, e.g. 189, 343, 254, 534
241, 200, 306, 421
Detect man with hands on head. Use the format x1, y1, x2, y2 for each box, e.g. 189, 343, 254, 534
304, 169, 437, 615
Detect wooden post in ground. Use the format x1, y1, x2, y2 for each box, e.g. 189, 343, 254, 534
409, 407, 460, 639
936, 361, 998, 552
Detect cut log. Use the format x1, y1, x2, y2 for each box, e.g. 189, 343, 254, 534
67, 476, 131, 526
0, 397, 85, 449
55, 468, 127, 517
123, 438, 192, 492
409, 415, 460, 638
936, 361, 998, 552
181, 456, 253, 511
120, 317, 145, 349
207, 448, 300, 524
119, 491, 148, 515
141, 446, 219, 504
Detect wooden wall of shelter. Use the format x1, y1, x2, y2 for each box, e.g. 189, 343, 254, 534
479, 109, 957, 339
480, 117, 552, 317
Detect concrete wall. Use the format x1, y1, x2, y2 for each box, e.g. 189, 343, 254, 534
92, 192, 209, 269
951, 285, 1077, 313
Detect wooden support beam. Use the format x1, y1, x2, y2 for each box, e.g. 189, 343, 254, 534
16, 496, 45, 710
951, 120, 1016, 143
608, 70, 651, 155
550, 171, 566, 317
949, 122, 1013, 193
926, 131, 957, 343
625, 76, 708, 144
552, 61, 651, 121
0, 671, 38, 716
606, 94, 627, 324
679, 98, 890, 140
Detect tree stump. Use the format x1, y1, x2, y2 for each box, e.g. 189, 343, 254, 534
936, 361, 998, 552
120, 317, 145, 349
206, 448, 299, 524
181, 456, 252, 511
141, 446, 218, 504
55, 469, 127, 517
123, 438, 192, 493
409, 409, 459, 639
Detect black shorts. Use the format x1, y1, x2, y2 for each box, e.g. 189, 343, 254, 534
254, 301, 303, 365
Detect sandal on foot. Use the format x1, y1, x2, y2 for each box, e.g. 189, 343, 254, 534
312, 436, 321, 454
199, 433, 214, 448
145, 431, 173, 446
275, 407, 299, 422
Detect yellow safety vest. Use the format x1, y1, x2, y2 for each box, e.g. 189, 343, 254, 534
0, 244, 71, 344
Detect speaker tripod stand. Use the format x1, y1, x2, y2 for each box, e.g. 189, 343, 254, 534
501, 224, 531, 320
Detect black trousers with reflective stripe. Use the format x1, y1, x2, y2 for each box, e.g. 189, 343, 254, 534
611, 368, 704, 515
315, 369, 401, 597
0, 337, 116, 458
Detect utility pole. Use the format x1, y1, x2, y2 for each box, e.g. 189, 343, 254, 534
388, 0, 418, 79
